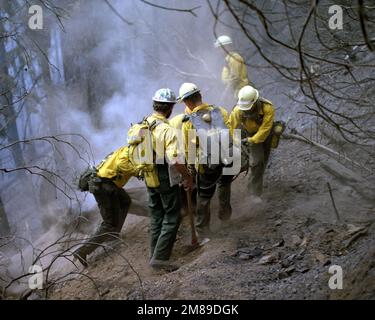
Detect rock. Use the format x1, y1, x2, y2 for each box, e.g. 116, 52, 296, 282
272, 239, 285, 248
314, 252, 331, 266
278, 270, 289, 279
275, 219, 283, 227
281, 259, 290, 268
239, 253, 251, 260
259, 253, 278, 265
346, 224, 366, 236
237, 247, 263, 258
296, 249, 306, 260
279, 266, 296, 279
287, 253, 297, 261
291, 235, 302, 247
343, 230, 368, 249
298, 267, 310, 273
285, 266, 296, 274
299, 237, 308, 247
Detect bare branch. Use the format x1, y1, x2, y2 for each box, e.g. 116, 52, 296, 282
104, 0, 133, 25
358, 0, 374, 51
140, 0, 201, 17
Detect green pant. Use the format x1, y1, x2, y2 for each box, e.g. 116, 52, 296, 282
75, 179, 131, 258
147, 165, 182, 261
247, 134, 272, 196
196, 166, 233, 236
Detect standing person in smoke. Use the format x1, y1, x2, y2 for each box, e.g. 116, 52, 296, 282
215, 35, 251, 105
139, 88, 193, 271
179, 83, 234, 240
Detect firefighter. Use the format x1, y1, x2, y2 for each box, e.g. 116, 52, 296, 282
179, 82, 233, 239
143, 88, 193, 270
229, 85, 275, 200
215, 35, 250, 103
73, 146, 138, 267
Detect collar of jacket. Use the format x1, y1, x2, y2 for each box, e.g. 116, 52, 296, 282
186, 103, 211, 115
225, 51, 241, 62
150, 112, 169, 123
239, 102, 264, 117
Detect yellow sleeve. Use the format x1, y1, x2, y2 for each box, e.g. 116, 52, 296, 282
249, 103, 275, 144
229, 55, 241, 81
116, 150, 134, 177
228, 54, 245, 81
230, 108, 245, 144
229, 108, 240, 136
182, 120, 197, 166
169, 114, 184, 129
221, 65, 231, 85
218, 107, 230, 128
163, 126, 184, 164
240, 61, 248, 85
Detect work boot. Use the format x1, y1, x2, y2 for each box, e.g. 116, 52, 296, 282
218, 206, 232, 221
218, 180, 232, 221
196, 225, 210, 243
149, 258, 179, 272
72, 250, 88, 268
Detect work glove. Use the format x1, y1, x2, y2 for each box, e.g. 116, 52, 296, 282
187, 164, 197, 177
241, 138, 253, 146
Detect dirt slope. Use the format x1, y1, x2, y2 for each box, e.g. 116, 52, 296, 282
48, 138, 375, 300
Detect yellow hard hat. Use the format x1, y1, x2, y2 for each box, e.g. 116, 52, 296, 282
178, 83, 200, 102
214, 35, 233, 48
236, 85, 259, 111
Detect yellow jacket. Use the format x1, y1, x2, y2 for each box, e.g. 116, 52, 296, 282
169, 113, 186, 130
229, 100, 275, 144
181, 103, 230, 169
146, 113, 183, 165
222, 52, 249, 95
97, 146, 134, 188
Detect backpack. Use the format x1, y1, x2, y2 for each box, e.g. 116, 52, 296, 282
77, 118, 160, 193
126, 118, 163, 187
77, 166, 98, 192
184, 106, 234, 170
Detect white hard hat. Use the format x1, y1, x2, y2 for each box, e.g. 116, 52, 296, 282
214, 35, 233, 48
236, 85, 259, 111
152, 88, 177, 103
177, 82, 200, 102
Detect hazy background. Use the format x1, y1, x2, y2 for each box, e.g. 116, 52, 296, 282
1, 0, 374, 297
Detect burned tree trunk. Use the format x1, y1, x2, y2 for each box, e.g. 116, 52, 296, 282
0, 196, 10, 236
